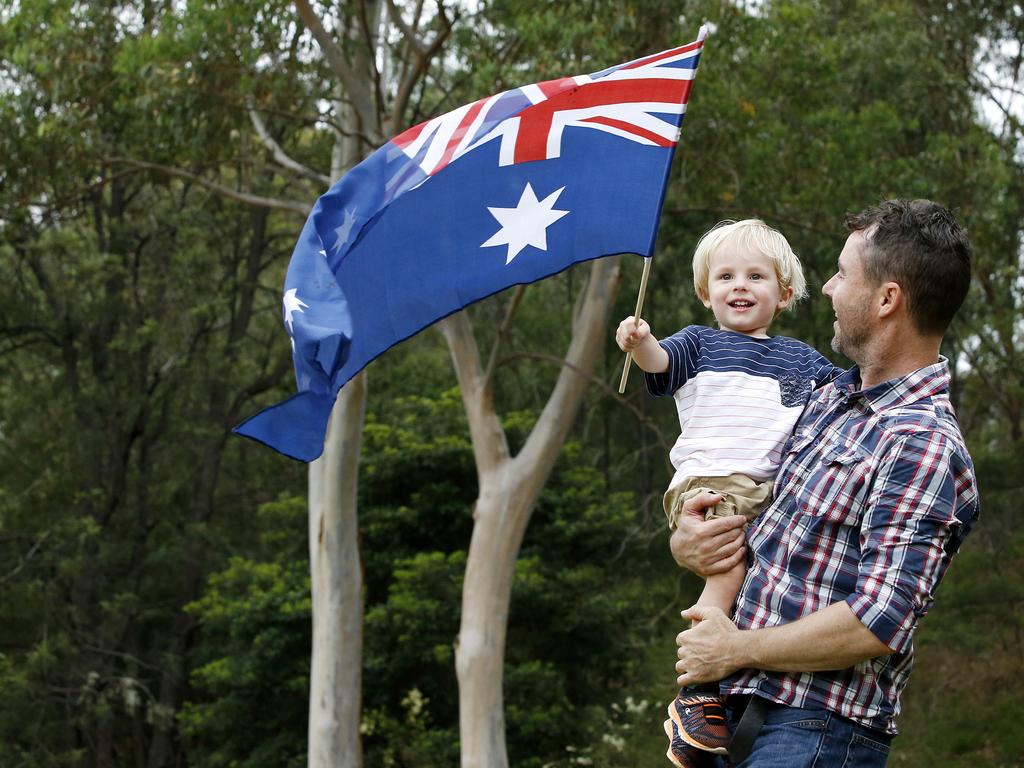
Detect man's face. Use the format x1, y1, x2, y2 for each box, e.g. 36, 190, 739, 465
822, 231, 876, 361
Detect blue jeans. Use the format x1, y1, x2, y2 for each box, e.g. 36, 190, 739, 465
714, 697, 892, 768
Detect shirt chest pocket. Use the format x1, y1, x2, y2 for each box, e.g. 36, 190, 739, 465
790, 443, 872, 526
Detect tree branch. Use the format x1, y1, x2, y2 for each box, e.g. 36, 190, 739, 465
248, 107, 332, 186
294, 0, 380, 140
390, 0, 457, 132
0, 532, 49, 586
1, 168, 140, 219
498, 351, 671, 452
438, 311, 510, 476
357, 0, 386, 131
385, 0, 429, 55
229, 344, 296, 421
973, 69, 1024, 137
516, 256, 621, 475
103, 157, 310, 217
483, 284, 526, 391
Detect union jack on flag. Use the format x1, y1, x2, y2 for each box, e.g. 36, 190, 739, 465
389, 39, 701, 189
236, 30, 707, 461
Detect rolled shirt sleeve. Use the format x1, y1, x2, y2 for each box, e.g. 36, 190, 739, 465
846, 431, 979, 653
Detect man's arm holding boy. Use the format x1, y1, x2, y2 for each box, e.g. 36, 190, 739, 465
669, 494, 891, 684
670, 433, 977, 684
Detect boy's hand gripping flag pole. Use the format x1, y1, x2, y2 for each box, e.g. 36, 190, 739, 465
617, 25, 708, 394
234, 27, 707, 461
618, 256, 653, 393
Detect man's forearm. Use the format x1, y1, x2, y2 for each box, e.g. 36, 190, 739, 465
676, 601, 893, 685
739, 602, 892, 672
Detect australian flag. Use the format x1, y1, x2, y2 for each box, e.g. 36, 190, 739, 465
235, 30, 707, 461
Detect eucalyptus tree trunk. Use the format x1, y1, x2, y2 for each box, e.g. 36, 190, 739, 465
114, 1, 449, 764
308, 370, 368, 768
305, 91, 372, 768
441, 255, 622, 768
304, 3, 381, 763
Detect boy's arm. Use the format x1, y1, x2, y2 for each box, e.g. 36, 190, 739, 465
614, 316, 669, 373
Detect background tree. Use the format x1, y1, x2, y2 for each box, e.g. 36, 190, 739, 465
2, 0, 1022, 766
0, 2, 314, 765
110, 2, 455, 765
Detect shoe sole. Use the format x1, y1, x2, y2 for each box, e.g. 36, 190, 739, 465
667, 701, 729, 755
663, 719, 687, 768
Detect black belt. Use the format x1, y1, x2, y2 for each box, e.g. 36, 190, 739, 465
729, 694, 770, 764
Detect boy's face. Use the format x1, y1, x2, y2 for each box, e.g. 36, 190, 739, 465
701, 247, 792, 337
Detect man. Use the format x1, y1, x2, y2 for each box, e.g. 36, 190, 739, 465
669, 199, 979, 767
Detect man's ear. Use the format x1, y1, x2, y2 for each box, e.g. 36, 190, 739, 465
877, 282, 902, 319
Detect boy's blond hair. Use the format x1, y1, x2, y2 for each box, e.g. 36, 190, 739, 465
691, 219, 808, 311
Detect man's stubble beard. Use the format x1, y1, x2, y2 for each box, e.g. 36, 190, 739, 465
830, 316, 870, 362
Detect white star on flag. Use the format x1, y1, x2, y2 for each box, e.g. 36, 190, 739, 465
283, 288, 309, 334
331, 208, 358, 255
481, 182, 570, 265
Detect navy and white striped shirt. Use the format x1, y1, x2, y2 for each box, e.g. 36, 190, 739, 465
723, 358, 980, 734
645, 326, 842, 490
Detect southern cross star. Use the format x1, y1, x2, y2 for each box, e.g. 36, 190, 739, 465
331, 208, 359, 255
481, 182, 570, 265
283, 288, 309, 334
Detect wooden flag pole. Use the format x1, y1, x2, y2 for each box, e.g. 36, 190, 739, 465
618, 256, 653, 394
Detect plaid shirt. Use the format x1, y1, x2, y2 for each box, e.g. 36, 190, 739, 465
723, 358, 979, 734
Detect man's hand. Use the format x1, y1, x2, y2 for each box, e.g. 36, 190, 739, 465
675, 605, 747, 686
676, 602, 893, 685
669, 491, 746, 577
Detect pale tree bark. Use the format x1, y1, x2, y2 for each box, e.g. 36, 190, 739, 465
148, 0, 449, 762
128, 1, 569, 762
303, 3, 381, 766
304, 104, 369, 768
441, 255, 622, 768
307, 370, 368, 768
106, 2, 452, 764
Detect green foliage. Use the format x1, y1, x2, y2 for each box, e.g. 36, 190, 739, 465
359, 389, 684, 768
1, 0, 1022, 765
178, 386, 683, 768
889, 479, 1024, 767
362, 549, 464, 768
180, 498, 310, 768
1, 0, 308, 763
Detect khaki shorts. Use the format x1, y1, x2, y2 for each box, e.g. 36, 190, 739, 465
663, 474, 773, 530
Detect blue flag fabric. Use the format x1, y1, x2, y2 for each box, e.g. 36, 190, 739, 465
235, 31, 707, 461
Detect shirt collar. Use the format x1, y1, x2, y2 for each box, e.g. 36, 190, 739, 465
833, 356, 951, 412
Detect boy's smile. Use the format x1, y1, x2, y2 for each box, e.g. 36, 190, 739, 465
701, 248, 793, 337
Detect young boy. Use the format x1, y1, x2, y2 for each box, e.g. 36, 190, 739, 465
615, 220, 842, 768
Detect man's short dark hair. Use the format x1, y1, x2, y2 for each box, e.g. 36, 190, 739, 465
844, 199, 971, 336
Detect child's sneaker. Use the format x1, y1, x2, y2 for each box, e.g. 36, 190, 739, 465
667, 689, 730, 755
663, 717, 715, 768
